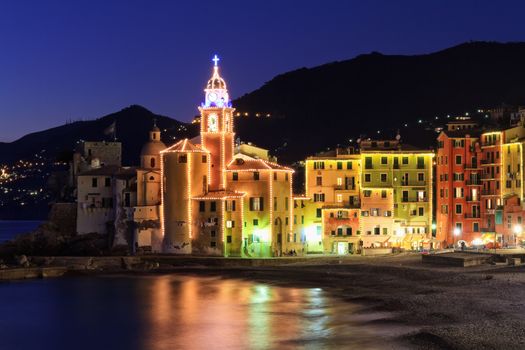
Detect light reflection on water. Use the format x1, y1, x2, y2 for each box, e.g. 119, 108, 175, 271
0, 275, 409, 350
143, 275, 405, 350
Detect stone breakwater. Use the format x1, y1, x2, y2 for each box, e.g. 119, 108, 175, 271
0, 256, 161, 280
0, 266, 67, 280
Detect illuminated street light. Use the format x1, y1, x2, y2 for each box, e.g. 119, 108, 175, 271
513, 224, 522, 247
453, 227, 461, 249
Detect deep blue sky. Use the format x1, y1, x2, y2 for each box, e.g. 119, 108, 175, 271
1, 0, 525, 141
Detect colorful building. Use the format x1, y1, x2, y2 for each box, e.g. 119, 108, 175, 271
305, 140, 435, 252
360, 139, 434, 249
305, 147, 362, 254
436, 121, 482, 246
437, 119, 525, 247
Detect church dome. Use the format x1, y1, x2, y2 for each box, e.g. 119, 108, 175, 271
141, 140, 166, 156
206, 69, 226, 90
205, 55, 227, 90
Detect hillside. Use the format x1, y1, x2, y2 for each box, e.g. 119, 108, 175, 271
233, 41, 525, 162
0, 105, 197, 166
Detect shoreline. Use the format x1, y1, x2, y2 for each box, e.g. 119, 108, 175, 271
3, 254, 525, 349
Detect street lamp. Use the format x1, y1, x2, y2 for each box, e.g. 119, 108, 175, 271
513, 224, 522, 248
453, 227, 461, 250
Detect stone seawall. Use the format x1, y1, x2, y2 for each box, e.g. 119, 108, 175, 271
0, 267, 67, 280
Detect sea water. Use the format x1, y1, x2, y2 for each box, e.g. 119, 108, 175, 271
0, 220, 41, 242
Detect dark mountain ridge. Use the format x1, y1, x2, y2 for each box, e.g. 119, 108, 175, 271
0, 105, 197, 166
3, 41, 525, 166
233, 41, 525, 162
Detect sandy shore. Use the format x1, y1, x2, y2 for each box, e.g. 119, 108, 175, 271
161, 254, 525, 350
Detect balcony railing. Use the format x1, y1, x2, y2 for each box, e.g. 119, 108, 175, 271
322, 202, 361, 209
481, 159, 500, 165
464, 164, 480, 170
481, 174, 497, 180
400, 181, 428, 187
334, 185, 356, 191
481, 190, 497, 195
464, 213, 481, 219
465, 196, 480, 202
401, 197, 428, 203
465, 179, 482, 186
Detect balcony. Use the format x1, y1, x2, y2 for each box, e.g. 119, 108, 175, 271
322, 202, 360, 209
334, 185, 356, 191
481, 190, 497, 196
401, 197, 428, 203
464, 213, 481, 219
465, 196, 480, 202
465, 180, 482, 186
481, 159, 500, 165
400, 181, 428, 187
481, 141, 499, 147
464, 164, 480, 170
481, 174, 497, 180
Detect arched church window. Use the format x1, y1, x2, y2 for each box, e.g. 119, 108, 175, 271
149, 176, 155, 181
150, 157, 156, 168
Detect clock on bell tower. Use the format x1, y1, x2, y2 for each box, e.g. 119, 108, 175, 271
199, 55, 235, 190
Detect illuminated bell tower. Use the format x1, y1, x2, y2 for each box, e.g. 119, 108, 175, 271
199, 55, 235, 191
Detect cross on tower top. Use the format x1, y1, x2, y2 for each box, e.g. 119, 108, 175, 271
212, 54, 220, 67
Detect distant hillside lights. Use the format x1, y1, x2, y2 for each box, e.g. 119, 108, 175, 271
0, 168, 9, 181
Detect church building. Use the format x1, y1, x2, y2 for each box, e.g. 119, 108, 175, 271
161, 57, 295, 257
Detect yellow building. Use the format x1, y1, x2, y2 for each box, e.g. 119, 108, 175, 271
303, 140, 435, 252
359, 139, 434, 249
305, 147, 362, 254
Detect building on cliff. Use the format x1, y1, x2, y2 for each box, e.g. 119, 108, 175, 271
75, 123, 164, 252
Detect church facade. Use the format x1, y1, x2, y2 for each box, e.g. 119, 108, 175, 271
161, 58, 295, 257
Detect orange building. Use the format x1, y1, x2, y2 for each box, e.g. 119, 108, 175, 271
437, 119, 525, 248
436, 122, 482, 246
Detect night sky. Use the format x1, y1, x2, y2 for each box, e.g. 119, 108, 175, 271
1, 0, 525, 141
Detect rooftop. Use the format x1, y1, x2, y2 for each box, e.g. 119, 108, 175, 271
227, 154, 293, 171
